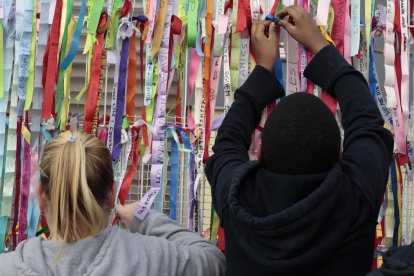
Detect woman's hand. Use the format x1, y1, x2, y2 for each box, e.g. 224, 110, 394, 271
115, 201, 139, 229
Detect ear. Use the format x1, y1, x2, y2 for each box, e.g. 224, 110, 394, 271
107, 182, 116, 209
36, 184, 48, 213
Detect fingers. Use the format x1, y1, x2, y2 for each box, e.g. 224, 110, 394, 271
277, 5, 307, 21
268, 22, 278, 40
252, 20, 272, 40
277, 6, 301, 20
256, 20, 271, 34
251, 21, 258, 35
278, 20, 295, 33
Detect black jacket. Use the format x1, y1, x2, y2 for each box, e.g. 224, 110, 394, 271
205, 45, 394, 275
368, 242, 414, 275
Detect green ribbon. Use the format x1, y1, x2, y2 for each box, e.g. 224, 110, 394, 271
0, 122, 8, 253
84, 0, 104, 52
87, 0, 104, 34
105, 0, 123, 49
146, 57, 158, 125
0, 24, 3, 99
76, 0, 105, 103
55, 0, 75, 129
36, 225, 49, 236
122, 116, 129, 129
187, 0, 199, 47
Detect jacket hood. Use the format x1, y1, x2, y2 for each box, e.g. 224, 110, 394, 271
227, 161, 353, 271
374, 244, 414, 275
8, 227, 116, 275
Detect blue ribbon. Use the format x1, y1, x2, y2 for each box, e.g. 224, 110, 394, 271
275, 53, 285, 90
17, 3, 35, 115
368, 37, 376, 98
60, 0, 87, 70
179, 130, 195, 228
0, 216, 7, 252
265, 14, 280, 23
26, 195, 40, 238
41, 126, 53, 141
169, 132, 179, 220
390, 159, 399, 247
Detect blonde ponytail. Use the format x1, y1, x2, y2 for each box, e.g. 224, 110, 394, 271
40, 131, 114, 243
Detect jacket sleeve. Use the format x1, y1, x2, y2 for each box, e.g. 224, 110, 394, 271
205, 65, 285, 220
130, 210, 226, 276
304, 45, 394, 217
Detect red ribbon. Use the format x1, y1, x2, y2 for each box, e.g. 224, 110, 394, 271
126, 21, 139, 124
119, 0, 132, 19
140, 24, 146, 95
244, 0, 253, 32
112, 126, 146, 225
117, 128, 142, 205
84, 13, 108, 133
394, 0, 402, 94
318, 0, 348, 115
270, 0, 281, 16
41, 0, 63, 119
169, 16, 183, 126
168, 16, 182, 85
218, 225, 226, 254
236, 0, 248, 33
331, 0, 346, 55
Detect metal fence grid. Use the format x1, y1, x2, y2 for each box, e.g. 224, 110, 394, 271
124, 115, 192, 229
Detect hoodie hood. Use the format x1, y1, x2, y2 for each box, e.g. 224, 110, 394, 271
227, 161, 354, 271
371, 244, 414, 275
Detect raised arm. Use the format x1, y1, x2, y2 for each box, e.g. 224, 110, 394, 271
205, 21, 285, 219
278, 6, 394, 216
116, 205, 226, 275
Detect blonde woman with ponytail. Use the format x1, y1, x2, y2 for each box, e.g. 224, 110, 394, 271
0, 131, 225, 276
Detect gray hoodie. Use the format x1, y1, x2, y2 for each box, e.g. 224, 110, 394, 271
0, 211, 226, 275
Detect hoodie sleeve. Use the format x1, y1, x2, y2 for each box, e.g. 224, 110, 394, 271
130, 210, 226, 276
304, 45, 394, 217
204, 65, 285, 220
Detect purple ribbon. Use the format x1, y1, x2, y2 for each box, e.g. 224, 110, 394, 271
112, 36, 130, 161
18, 121, 31, 243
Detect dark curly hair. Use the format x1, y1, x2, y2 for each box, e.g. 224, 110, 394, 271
261, 92, 341, 174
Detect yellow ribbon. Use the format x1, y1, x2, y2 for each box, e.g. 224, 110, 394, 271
21, 125, 31, 144
319, 26, 336, 46
61, 17, 76, 130
150, 0, 168, 59
230, 0, 240, 94
24, 0, 38, 110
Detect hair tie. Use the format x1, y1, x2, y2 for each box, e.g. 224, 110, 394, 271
68, 137, 76, 142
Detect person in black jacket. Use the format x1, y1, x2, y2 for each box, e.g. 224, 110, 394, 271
205, 5, 394, 276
